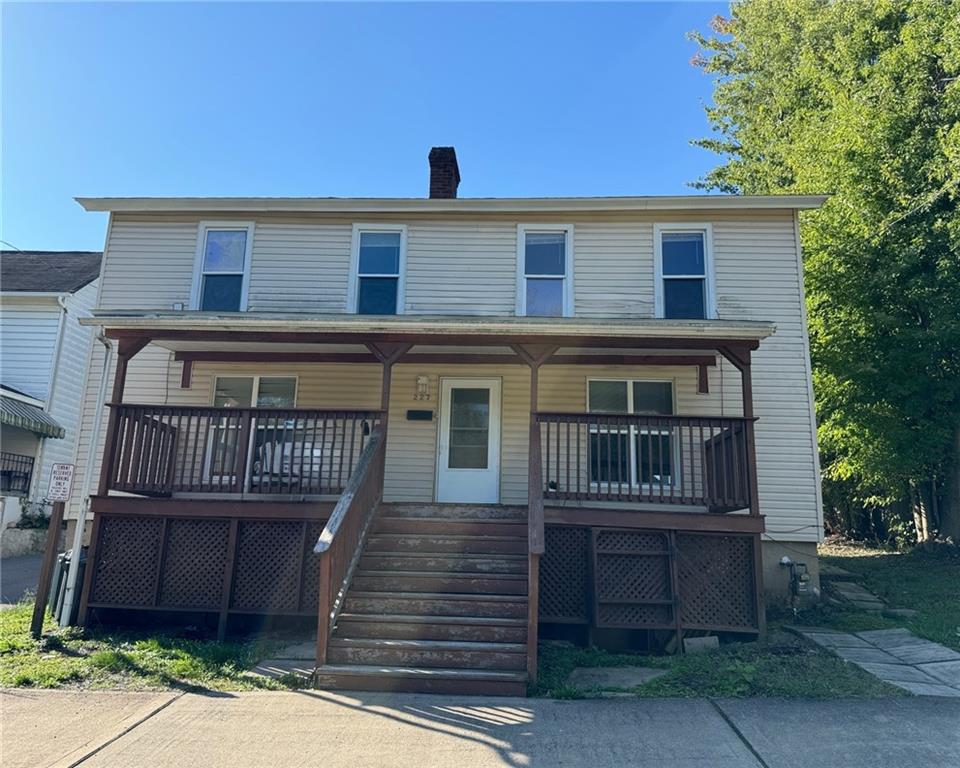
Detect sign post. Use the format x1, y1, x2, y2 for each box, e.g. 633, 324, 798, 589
31, 463, 74, 638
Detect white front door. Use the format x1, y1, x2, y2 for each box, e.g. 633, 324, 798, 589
436, 378, 501, 504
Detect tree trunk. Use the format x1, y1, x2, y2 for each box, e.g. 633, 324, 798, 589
940, 424, 960, 542
911, 484, 933, 543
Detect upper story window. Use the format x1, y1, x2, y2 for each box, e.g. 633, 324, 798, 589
191, 222, 254, 311
349, 225, 406, 315
517, 224, 573, 317
654, 224, 715, 320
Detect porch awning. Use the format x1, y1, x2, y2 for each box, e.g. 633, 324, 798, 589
81, 312, 776, 347
0, 394, 64, 438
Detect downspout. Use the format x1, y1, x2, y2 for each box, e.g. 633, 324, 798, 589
60, 330, 113, 626
29, 294, 70, 499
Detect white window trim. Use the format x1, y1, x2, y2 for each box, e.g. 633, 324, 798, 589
347, 224, 407, 314
210, 374, 300, 408
190, 221, 255, 311
653, 222, 716, 320
516, 223, 574, 317
585, 377, 679, 490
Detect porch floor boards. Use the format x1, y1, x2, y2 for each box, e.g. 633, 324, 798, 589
314, 502, 530, 696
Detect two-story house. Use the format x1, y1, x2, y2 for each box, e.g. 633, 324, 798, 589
69, 148, 824, 695
0, 251, 101, 531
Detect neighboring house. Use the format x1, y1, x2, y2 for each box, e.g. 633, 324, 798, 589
0, 251, 101, 528
70, 147, 824, 695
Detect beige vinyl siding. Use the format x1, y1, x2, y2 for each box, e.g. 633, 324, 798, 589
574, 222, 653, 318
404, 223, 517, 315
247, 222, 352, 313
98, 217, 198, 310
712, 217, 821, 541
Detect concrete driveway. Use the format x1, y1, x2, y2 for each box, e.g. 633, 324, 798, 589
2, 689, 958, 768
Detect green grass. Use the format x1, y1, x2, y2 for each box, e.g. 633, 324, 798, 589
810, 541, 960, 651
533, 631, 901, 699
535, 540, 959, 699
0, 601, 303, 691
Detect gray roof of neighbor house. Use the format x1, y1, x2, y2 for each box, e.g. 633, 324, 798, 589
1, 250, 102, 293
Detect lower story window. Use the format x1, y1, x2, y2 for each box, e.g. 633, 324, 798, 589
587, 379, 675, 487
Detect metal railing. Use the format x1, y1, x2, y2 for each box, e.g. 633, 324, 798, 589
0, 452, 34, 495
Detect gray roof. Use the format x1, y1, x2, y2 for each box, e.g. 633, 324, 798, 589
1, 250, 102, 293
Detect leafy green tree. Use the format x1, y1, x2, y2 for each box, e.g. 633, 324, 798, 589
691, 0, 960, 542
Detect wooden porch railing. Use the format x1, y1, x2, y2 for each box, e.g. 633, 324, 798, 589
100, 404, 384, 497
314, 427, 386, 667
536, 413, 756, 514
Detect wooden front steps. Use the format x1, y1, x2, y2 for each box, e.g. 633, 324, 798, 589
314, 503, 529, 696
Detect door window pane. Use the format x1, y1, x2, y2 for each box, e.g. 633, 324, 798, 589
662, 232, 705, 275
358, 277, 399, 314
448, 388, 490, 469
256, 378, 296, 408
632, 382, 674, 415
663, 279, 706, 319
524, 233, 566, 275
525, 279, 564, 317
588, 381, 629, 413
358, 232, 401, 274
214, 377, 254, 408
200, 274, 244, 311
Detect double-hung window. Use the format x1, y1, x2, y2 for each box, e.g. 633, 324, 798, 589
587, 379, 676, 488
192, 222, 254, 311
350, 226, 406, 315
517, 225, 573, 317
654, 224, 714, 319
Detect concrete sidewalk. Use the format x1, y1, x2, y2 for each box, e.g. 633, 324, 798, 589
2, 689, 958, 768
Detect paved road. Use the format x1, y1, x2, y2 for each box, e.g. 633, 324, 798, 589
0, 554, 41, 606
3, 689, 958, 768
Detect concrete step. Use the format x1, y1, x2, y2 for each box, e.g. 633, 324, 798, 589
351, 570, 528, 595
358, 552, 528, 575
373, 517, 528, 538
364, 534, 527, 555
378, 503, 527, 521
327, 637, 527, 671
344, 591, 528, 619
335, 613, 527, 643
314, 663, 528, 696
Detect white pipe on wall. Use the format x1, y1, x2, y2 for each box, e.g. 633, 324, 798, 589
60, 331, 113, 627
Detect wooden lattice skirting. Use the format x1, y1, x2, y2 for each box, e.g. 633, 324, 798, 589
539, 523, 761, 637
79, 509, 329, 638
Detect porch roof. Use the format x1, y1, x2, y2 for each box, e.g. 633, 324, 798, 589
82, 312, 775, 349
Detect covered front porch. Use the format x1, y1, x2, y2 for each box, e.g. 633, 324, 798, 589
78, 313, 772, 690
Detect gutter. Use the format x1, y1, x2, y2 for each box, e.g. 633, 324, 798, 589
29, 295, 70, 498
60, 330, 112, 627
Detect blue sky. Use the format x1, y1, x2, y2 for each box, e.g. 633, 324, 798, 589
2, 2, 727, 251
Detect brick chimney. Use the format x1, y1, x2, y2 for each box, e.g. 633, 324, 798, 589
428, 147, 460, 199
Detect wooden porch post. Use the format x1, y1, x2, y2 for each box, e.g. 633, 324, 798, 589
97, 337, 149, 496
511, 344, 557, 685
720, 344, 767, 636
